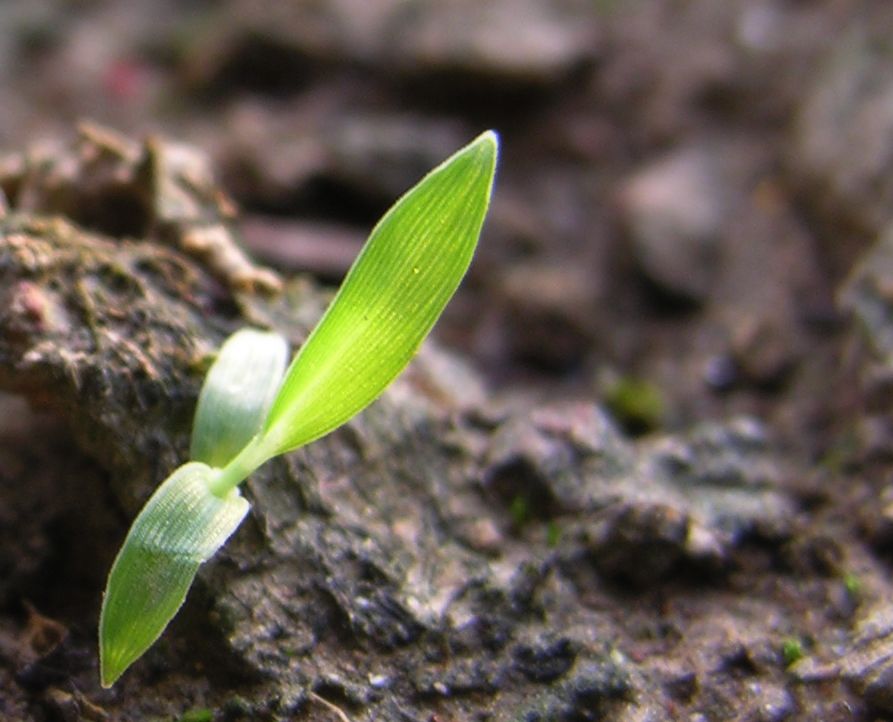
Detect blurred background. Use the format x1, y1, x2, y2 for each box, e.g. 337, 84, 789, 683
0, 0, 877, 448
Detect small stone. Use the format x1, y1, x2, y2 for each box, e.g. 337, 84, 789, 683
484, 402, 633, 516
842, 224, 893, 362
497, 262, 597, 371
456, 516, 504, 554
793, 23, 893, 235
819, 602, 893, 713
560, 656, 633, 709
748, 681, 796, 722
383, 0, 599, 85
703, 354, 738, 392
512, 634, 578, 683
368, 673, 390, 689
663, 668, 698, 702
588, 503, 690, 584
619, 146, 727, 305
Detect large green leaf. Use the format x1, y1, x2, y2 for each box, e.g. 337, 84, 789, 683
99, 463, 249, 687
190, 328, 288, 468
259, 131, 498, 457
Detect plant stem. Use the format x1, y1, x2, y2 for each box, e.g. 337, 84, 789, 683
206, 434, 272, 497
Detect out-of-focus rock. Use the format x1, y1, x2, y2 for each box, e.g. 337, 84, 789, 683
214, 102, 470, 219
590, 416, 793, 583
382, 0, 599, 84
192, 0, 599, 92
484, 403, 635, 516
729, 314, 799, 390
321, 114, 470, 201
840, 226, 893, 460
795, 601, 893, 714
619, 146, 727, 305
239, 215, 363, 280
793, 19, 893, 238
496, 262, 598, 372
515, 653, 636, 721
484, 403, 793, 583
841, 225, 893, 365
643, 417, 792, 540
0, 123, 279, 293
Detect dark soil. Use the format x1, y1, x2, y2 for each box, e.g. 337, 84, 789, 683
1, 1, 892, 720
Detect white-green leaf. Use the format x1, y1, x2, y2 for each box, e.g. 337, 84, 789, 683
190, 328, 288, 468
260, 130, 498, 457
99, 462, 249, 687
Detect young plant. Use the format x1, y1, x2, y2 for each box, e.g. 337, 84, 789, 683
99, 131, 498, 687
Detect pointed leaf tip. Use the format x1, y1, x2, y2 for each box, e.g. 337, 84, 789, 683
474, 129, 499, 156
259, 130, 499, 457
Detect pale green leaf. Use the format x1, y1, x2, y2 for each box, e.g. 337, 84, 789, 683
260, 130, 498, 456
190, 328, 288, 468
99, 462, 249, 687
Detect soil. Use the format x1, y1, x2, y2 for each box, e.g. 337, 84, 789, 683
0, 1, 892, 720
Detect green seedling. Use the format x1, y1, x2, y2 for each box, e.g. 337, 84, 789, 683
179, 709, 214, 722
603, 375, 665, 434
781, 637, 804, 667
99, 131, 499, 687
509, 494, 532, 528
546, 520, 562, 548
843, 572, 862, 599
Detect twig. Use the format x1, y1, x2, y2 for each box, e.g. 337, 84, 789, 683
308, 690, 352, 722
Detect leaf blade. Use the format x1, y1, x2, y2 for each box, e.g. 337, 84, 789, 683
190, 328, 288, 468
262, 130, 498, 455
99, 462, 249, 687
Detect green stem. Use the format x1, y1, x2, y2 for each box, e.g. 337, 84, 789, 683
206, 434, 272, 498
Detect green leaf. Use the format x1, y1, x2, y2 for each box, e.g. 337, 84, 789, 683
190, 328, 288, 468
99, 462, 249, 687
260, 131, 498, 456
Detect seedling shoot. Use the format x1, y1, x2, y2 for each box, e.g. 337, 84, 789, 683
99, 131, 499, 687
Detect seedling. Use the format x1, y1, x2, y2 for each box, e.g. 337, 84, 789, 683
843, 572, 862, 599
781, 637, 805, 667
99, 131, 499, 686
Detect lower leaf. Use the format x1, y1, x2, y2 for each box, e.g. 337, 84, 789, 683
99, 462, 249, 687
